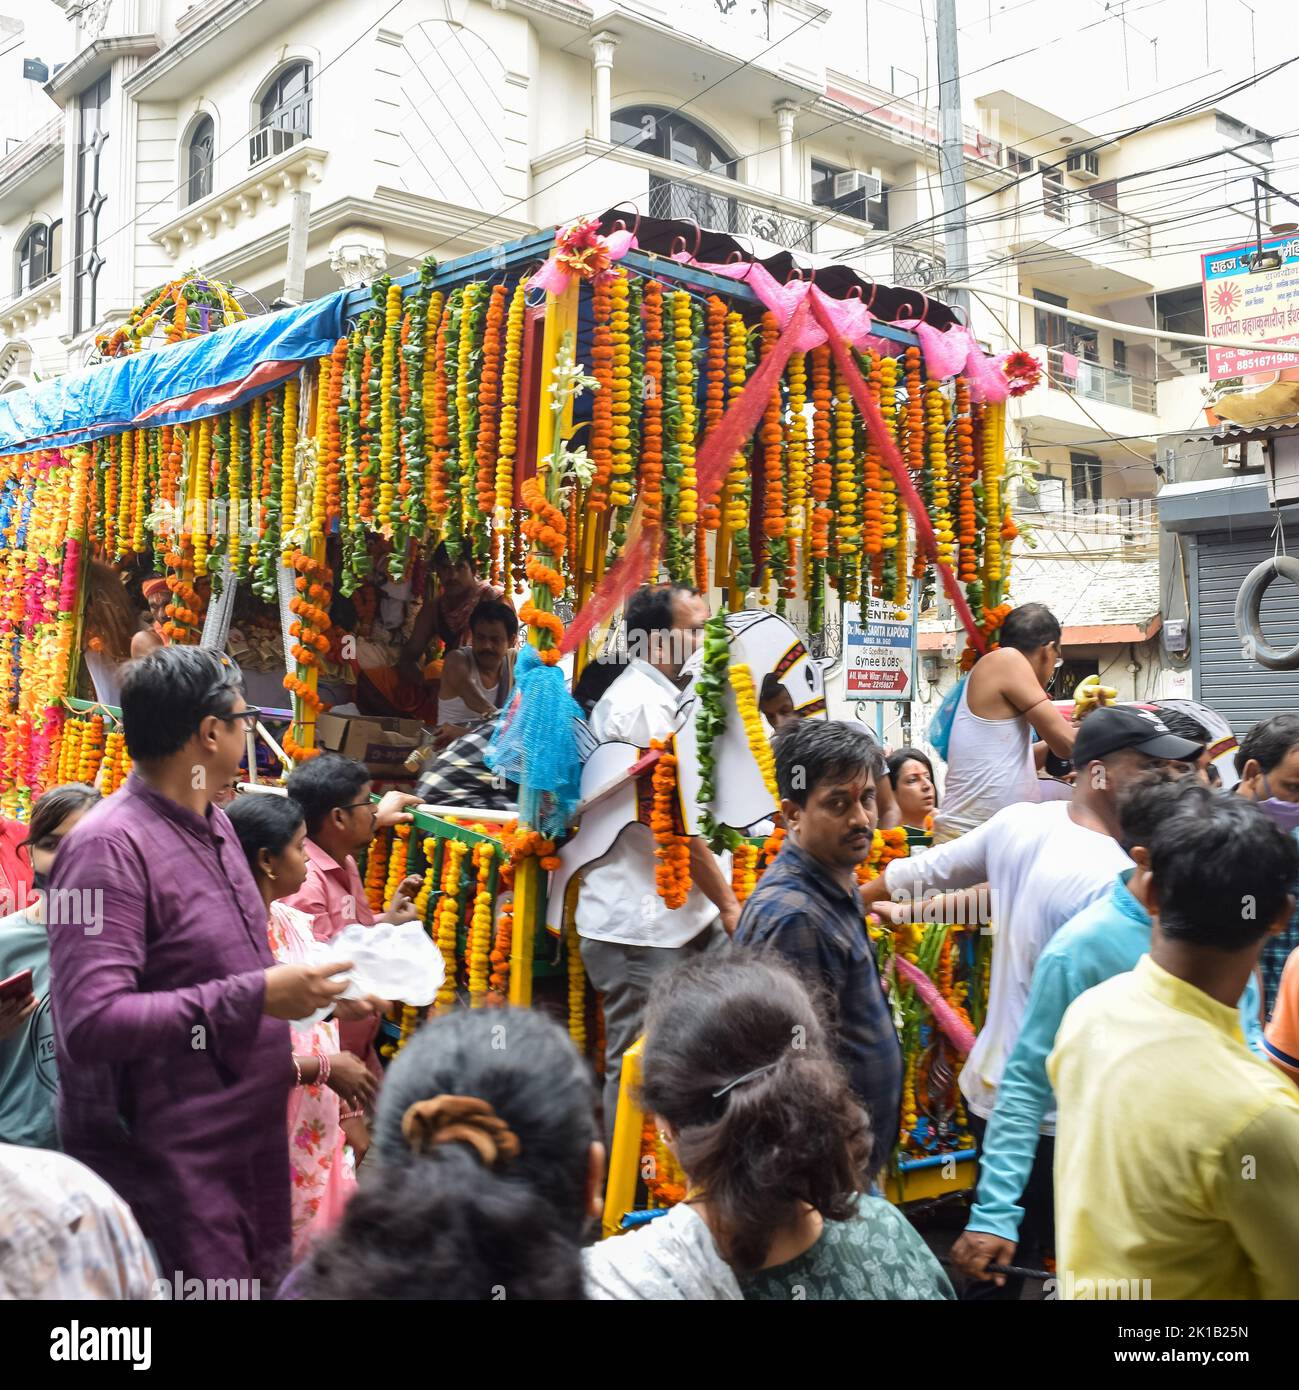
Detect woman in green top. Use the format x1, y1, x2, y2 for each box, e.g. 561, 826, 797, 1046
0, 784, 100, 1149
638, 953, 954, 1301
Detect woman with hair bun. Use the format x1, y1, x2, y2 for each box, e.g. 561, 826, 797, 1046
585, 953, 953, 1300
293, 1008, 603, 1300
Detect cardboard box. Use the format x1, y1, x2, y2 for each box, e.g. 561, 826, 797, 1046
315, 712, 426, 780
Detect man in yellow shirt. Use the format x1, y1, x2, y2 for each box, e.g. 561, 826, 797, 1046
1048, 788, 1299, 1300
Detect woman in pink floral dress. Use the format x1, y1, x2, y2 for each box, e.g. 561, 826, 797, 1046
228, 795, 381, 1261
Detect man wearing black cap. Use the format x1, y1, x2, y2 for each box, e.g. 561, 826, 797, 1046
860, 706, 1201, 1278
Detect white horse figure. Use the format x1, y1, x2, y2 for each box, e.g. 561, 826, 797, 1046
545, 611, 828, 935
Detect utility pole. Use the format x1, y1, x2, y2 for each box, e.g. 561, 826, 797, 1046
936, 0, 970, 320
275, 189, 311, 308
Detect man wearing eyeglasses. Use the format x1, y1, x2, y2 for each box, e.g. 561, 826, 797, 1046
933, 602, 1079, 842
47, 647, 356, 1291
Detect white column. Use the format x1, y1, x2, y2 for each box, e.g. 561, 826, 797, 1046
775, 100, 798, 198
589, 32, 620, 142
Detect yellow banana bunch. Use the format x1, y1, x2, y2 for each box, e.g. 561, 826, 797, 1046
1074, 673, 1118, 715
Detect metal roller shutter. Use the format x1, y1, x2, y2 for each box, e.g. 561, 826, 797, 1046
1193, 527, 1299, 735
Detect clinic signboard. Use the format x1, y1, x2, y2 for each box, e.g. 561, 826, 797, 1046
844, 598, 915, 701
1202, 236, 1299, 379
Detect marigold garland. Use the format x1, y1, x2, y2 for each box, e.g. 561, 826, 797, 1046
469, 840, 496, 1001
640, 281, 665, 536
474, 285, 507, 529
435, 838, 468, 1010
649, 737, 691, 908
731, 663, 778, 803
608, 270, 634, 512
588, 276, 615, 511
672, 291, 698, 531
783, 350, 808, 599
758, 313, 785, 600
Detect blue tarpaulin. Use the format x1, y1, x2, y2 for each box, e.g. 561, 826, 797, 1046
0, 291, 349, 455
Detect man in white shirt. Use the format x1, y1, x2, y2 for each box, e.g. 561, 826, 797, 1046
859, 705, 1201, 1295
578, 583, 740, 1141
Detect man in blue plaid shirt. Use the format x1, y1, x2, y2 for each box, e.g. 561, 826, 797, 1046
735, 719, 902, 1170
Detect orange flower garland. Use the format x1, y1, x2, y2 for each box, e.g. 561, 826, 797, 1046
608, 270, 633, 511
759, 313, 784, 594
783, 350, 808, 599
640, 280, 665, 534
520, 470, 566, 663
362, 826, 389, 914
955, 376, 978, 581
587, 276, 614, 511
649, 737, 691, 908
468, 840, 495, 1001
862, 353, 884, 561
425, 291, 449, 526
475, 285, 507, 524
731, 841, 760, 902
809, 345, 833, 562
925, 378, 955, 569
703, 295, 728, 533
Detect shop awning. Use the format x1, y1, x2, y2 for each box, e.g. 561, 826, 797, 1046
0, 291, 348, 455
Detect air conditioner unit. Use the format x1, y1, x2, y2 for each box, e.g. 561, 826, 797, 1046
833, 170, 882, 201
1065, 149, 1100, 182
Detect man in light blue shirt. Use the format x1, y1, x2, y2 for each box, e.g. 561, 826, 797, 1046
951, 775, 1266, 1290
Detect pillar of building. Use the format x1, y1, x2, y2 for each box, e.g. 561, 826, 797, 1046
775, 100, 799, 198
590, 32, 620, 142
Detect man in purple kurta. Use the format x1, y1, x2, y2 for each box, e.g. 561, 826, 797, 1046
48, 648, 353, 1294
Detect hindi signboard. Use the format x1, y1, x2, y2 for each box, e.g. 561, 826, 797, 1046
1202, 235, 1299, 380
844, 599, 915, 701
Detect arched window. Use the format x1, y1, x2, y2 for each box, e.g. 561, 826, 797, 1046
15, 223, 54, 296
611, 106, 736, 178
252, 62, 312, 164
185, 115, 214, 205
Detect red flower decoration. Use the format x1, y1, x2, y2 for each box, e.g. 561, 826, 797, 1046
1002, 350, 1043, 397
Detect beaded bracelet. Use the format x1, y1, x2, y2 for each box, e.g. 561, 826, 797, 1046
339, 1107, 364, 1122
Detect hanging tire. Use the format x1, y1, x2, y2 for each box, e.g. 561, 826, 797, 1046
1234, 554, 1299, 670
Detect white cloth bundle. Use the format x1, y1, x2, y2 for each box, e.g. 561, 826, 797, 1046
293, 920, 446, 1026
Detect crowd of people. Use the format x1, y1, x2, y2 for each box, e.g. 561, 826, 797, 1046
1, 581, 1297, 1303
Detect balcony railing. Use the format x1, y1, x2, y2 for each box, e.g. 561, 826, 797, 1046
250, 126, 308, 167
1036, 176, 1151, 256
892, 243, 946, 289
1015, 494, 1156, 539
647, 174, 813, 251
1046, 346, 1156, 414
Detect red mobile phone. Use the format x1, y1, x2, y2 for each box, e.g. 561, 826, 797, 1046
0, 968, 34, 1003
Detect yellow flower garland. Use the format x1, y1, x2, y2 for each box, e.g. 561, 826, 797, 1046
878, 355, 899, 557
279, 375, 300, 559
379, 280, 403, 531
785, 351, 808, 564
982, 400, 1006, 589
609, 271, 633, 511
436, 838, 468, 1011
732, 663, 778, 801
116, 429, 133, 559
565, 918, 586, 1053
673, 291, 698, 528
382, 823, 410, 910
456, 282, 480, 525
468, 840, 495, 1002
495, 282, 526, 525
925, 380, 954, 568
193, 419, 212, 578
